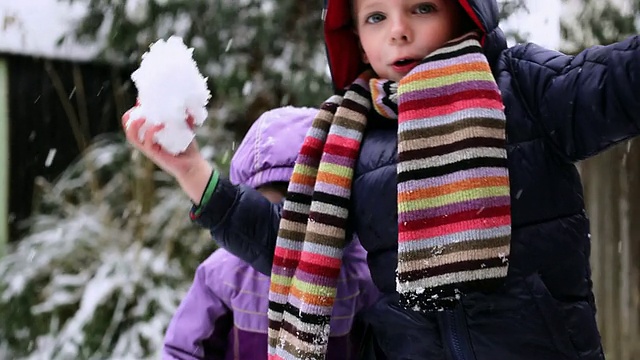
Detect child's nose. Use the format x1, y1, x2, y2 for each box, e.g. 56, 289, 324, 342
390, 17, 412, 43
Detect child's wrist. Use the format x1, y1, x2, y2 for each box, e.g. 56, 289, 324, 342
177, 159, 214, 204
191, 169, 220, 217
198, 169, 219, 206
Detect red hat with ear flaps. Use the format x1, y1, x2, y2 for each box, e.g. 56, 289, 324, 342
323, 0, 487, 91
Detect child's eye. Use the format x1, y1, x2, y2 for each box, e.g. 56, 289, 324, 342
365, 13, 385, 24
415, 3, 436, 14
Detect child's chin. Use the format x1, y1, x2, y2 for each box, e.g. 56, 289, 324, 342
386, 73, 404, 82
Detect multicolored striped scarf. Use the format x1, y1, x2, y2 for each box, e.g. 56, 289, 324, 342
267, 33, 511, 360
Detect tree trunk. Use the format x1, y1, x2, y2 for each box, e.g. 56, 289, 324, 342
581, 140, 640, 360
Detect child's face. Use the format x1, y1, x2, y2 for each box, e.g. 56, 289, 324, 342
353, 0, 465, 81
257, 186, 286, 204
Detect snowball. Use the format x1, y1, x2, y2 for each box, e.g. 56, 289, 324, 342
129, 36, 211, 155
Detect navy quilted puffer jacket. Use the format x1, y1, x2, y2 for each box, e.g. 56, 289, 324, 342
192, 1, 640, 358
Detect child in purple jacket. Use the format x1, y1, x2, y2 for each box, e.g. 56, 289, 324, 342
162, 106, 379, 360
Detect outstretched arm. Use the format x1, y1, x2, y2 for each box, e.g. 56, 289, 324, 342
190, 178, 281, 275
122, 111, 281, 275
507, 36, 640, 162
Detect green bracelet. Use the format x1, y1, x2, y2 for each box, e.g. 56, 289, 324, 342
194, 169, 219, 216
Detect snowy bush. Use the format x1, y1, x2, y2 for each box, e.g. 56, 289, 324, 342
0, 132, 225, 359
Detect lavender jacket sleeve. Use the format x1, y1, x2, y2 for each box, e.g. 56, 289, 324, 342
190, 179, 282, 275
163, 251, 234, 360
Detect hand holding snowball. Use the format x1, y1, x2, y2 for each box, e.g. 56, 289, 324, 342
127, 36, 211, 155
122, 36, 213, 204
122, 109, 212, 204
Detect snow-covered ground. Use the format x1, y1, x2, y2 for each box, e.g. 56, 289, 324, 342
0, 0, 562, 63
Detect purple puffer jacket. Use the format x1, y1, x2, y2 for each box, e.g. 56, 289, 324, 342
163, 106, 379, 360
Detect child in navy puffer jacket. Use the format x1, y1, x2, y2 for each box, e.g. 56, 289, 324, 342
125, 0, 640, 358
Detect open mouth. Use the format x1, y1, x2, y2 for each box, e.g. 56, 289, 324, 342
394, 58, 418, 66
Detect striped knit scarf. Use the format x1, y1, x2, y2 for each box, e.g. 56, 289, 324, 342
267, 33, 511, 360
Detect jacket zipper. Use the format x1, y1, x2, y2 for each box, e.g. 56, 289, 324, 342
440, 306, 476, 360
448, 310, 466, 360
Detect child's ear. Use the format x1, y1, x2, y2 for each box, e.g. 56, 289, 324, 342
361, 51, 369, 64
357, 38, 369, 64
351, 26, 369, 64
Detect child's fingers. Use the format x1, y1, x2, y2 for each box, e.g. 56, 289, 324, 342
124, 118, 145, 144
122, 109, 132, 128
150, 142, 164, 153
144, 124, 165, 148
184, 110, 196, 131
186, 114, 196, 131
122, 100, 143, 128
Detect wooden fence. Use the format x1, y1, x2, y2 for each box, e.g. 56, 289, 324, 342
581, 140, 640, 360
4, 53, 134, 241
